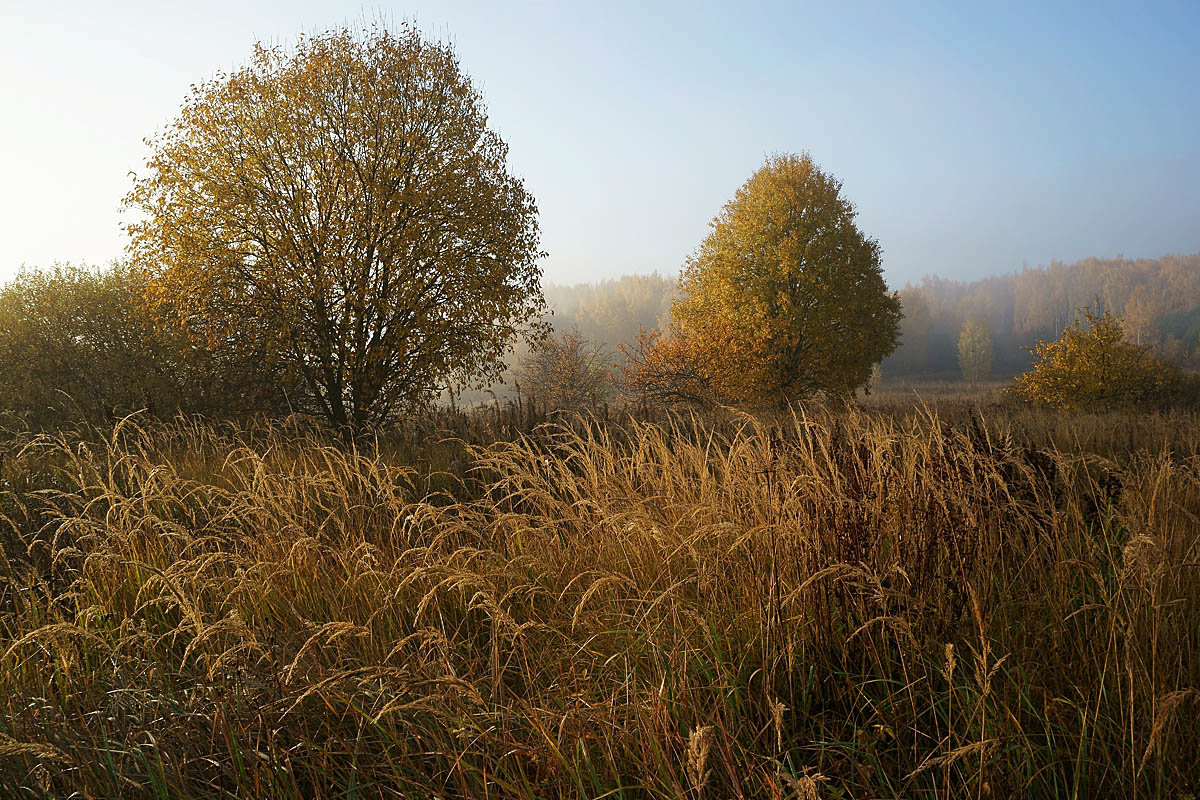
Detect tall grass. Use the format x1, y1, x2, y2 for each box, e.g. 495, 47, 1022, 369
0, 406, 1197, 798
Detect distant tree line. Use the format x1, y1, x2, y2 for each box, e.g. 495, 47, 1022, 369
543, 274, 676, 348
885, 253, 1200, 380
453, 274, 675, 409
532, 252, 1200, 397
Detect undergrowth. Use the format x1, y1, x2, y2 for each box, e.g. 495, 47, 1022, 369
0, 405, 1197, 798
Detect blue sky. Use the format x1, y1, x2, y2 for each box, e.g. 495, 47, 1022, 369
2, 0, 1198, 287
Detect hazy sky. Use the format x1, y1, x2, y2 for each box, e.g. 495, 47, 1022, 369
3, 1, 1198, 287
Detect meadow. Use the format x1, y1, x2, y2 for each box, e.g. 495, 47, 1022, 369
0, 400, 1197, 798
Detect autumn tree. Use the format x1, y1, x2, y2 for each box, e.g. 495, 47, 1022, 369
514, 329, 610, 412
618, 326, 718, 407
127, 25, 547, 432
627, 153, 901, 407
1122, 285, 1160, 347
957, 318, 993, 388
1008, 304, 1192, 411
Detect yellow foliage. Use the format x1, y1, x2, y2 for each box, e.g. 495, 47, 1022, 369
626, 154, 901, 408
618, 324, 719, 406
126, 25, 547, 431
1009, 304, 1189, 411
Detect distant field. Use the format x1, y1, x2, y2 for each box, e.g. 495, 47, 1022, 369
871, 373, 1013, 400
0, 402, 1197, 798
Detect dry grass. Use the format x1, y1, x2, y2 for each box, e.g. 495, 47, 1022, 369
0, 405, 1198, 798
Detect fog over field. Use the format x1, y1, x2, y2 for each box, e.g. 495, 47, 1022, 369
483, 251, 1198, 406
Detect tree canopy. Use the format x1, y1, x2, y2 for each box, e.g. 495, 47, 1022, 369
625, 153, 901, 407
127, 25, 547, 432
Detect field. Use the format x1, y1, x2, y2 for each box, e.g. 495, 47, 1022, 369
0, 400, 1198, 798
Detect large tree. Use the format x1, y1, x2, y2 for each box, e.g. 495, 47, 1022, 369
127, 25, 547, 431
627, 153, 901, 406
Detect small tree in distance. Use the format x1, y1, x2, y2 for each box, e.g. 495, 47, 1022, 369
1008, 304, 1194, 411
127, 25, 547, 433
957, 318, 993, 388
515, 329, 611, 413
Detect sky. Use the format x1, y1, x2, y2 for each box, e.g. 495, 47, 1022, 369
2, 0, 1198, 288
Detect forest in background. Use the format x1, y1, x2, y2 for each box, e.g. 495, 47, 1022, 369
5, 253, 1197, 423
887, 252, 1200, 378
512, 252, 1200, 399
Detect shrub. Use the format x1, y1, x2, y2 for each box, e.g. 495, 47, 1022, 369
1008, 304, 1194, 411
514, 328, 610, 412
0, 264, 296, 429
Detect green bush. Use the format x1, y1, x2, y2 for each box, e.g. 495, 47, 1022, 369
0, 264, 297, 429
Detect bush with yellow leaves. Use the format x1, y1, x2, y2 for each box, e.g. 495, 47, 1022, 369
1008, 304, 1198, 411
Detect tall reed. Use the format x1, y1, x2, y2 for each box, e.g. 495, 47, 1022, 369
0, 406, 1196, 798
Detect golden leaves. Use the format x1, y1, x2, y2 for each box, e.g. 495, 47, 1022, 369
628, 153, 901, 408
125, 24, 546, 430
1010, 304, 1186, 411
